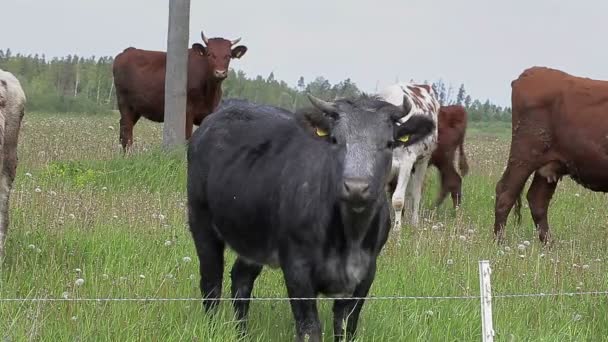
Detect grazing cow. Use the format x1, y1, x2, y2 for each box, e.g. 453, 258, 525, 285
378, 83, 439, 232
187, 95, 435, 341
429, 105, 469, 208
112, 31, 247, 151
0, 69, 26, 259
494, 66, 608, 244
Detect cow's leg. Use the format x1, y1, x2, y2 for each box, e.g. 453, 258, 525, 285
332, 262, 376, 342
406, 156, 430, 227
119, 110, 140, 154
526, 172, 558, 244
391, 155, 416, 233
0, 144, 17, 260
0, 167, 12, 260
444, 165, 463, 209
493, 162, 536, 243
433, 168, 450, 209
189, 203, 225, 312
281, 258, 321, 342
230, 257, 263, 332
185, 109, 194, 141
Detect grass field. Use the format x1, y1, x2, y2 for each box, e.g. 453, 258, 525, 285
1, 112, 607, 341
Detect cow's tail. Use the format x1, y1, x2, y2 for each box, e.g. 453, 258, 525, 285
514, 192, 523, 225
458, 142, 469, 176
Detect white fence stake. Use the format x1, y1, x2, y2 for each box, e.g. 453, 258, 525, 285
479, 260, 494, 342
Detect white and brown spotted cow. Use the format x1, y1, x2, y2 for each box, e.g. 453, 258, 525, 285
379, 83, 439, 233
0, 69, 26, 260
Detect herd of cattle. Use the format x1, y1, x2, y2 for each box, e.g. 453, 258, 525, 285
1, 30, 607, 341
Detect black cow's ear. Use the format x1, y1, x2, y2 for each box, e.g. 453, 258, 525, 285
231, 46, 247, 59
394, 115, 435, 147
295, 107, 332, 138
192, 43, 207, 56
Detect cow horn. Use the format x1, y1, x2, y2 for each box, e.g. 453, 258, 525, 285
201, 31, 209, 45
230, 37, 242, 46
402, 95, 412, 115
307, 94, 337, 113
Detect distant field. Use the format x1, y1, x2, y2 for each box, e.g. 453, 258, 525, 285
1, 112, 607, 341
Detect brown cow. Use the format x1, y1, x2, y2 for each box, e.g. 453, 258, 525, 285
113, 31, 247, 151
429, 104, 469, 208
494, 66, 608, 244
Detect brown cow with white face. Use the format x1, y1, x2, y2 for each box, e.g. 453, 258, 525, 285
112, 31, 247, 152
494, 66, 608, 244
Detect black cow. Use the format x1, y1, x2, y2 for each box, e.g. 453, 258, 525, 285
187, 94, 435, 342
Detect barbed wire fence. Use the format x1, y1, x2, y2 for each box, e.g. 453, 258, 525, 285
2, 260, 608, 342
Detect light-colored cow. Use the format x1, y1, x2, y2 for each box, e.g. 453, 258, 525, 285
0, 69, 26, 260
379, 83, 439, 233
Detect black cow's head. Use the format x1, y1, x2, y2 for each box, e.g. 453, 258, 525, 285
304, 93, 434, 216
192, 31, 248, 80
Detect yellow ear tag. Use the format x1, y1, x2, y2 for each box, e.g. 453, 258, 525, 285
398, 135, 410, 143
316, 127, 328, 137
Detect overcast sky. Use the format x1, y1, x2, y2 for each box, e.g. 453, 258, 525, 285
4, 0, 608, 107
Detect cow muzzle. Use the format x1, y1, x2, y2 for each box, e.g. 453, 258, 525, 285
341, 178, 372, 213
214, 70, 228, 79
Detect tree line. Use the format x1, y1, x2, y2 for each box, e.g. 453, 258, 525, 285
0, 49, 511, 122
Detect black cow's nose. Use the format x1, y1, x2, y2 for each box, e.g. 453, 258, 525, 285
342, 178, 371, 202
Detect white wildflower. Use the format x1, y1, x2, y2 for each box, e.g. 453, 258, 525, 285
28, 244, 36, 250
34, 187, 42, 193
523, 241, 531, 246
62, 291, 70, 299
74, 268, 82, 273
183, 256, 192, 263
25, 172, 32, 178
102, 274, 109, 280
74, 278, 85, 287
446, 259, 454, 265
458, 235, 466, 241
504, 246, 511, 252
582, 264, 590, 270
139, 274, 146, 279
69, 214, 75, 219
518, 244, 526, 251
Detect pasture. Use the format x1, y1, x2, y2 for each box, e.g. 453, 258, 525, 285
1, 111, 607, 341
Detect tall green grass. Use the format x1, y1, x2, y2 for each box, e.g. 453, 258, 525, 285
1, 112, 607, 341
